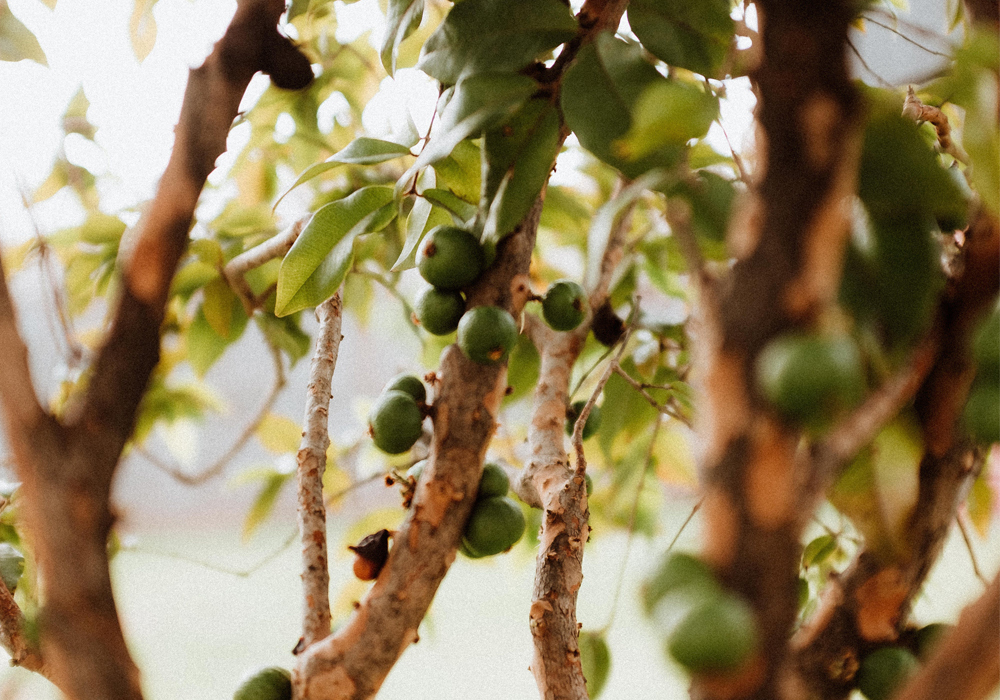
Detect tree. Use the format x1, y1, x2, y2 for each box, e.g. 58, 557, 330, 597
0, 0, 996, 699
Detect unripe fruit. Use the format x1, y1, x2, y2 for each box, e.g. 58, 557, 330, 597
644, 552, 720, 614
915, 622, 952, 660
478, 462, 509, 499
566, 400, 602, 440
667, 594, 758, 674
369, 390, 424, 454
233, 667, 292, 700
415, 287, 465, 336
457, 306, 518, 365
857, 647, 919, 700
542, 279, 587, 331
385, 373, 426, 403
417, 226, 485, 290
462, 495, 526, 556
755, 333, 864, 427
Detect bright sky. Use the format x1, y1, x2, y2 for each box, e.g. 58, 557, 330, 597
0, 0, 761, 249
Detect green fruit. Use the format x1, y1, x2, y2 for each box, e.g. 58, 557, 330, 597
542, 279, 587, 331
462, 496, 526, 556
385, 373, 426, 403
459, 538, 487, 559
667, 594, 758, 674
416, 226, 485, 290
369, 390, 424, 454
915, 622, 952, 660
234, 667, 292, 700
415, 287, 465, 336
857, 647, 920, 700
755, 333, 864, 427
579, 631, 611, 698
964, 383, 999, 445
565, 400, 602, 440
457, 306, 519, 365
478, 462, 509, 499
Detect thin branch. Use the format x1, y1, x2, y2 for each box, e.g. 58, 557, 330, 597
955, 513, 988, 586
611, 365, 692, 427
572, 323, 634, 469
860, 14, 952, 57
222, 218, 306, 315
120, 528, 298, 578
847, 37, 894, 88
297, 292, 343, 649
902, 86, 970, 165
137, 338, 287, 485
0, 579, 45, 676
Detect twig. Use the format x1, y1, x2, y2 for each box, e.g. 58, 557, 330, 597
137, 339, 288, 485
955, 513, 988, 586
666, 496, 704, 554
611, 365, 692, 427
223, 218, 306, 315
297, 292, 343, 649
902, 86, 970, 166
860, 15, 952, 57
848, 37, 894, 88
119, 528, 298, 578
0, 577, 45, 676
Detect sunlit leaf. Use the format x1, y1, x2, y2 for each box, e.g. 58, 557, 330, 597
276, 187, 396, 316
802, 535, 838, 569
627, 0, 733, 77
0, 2, 47, 65
579, 632, 611, 699
257, 413, 303, 454
274, 138, 412, 209
129, 0, 159, 63
422, 188, 477, 222
170, 260, 219, 300
242, 470, 293, 540
62, 87, 96, 140
381, 0, 423, 75
255, 313, 312, 365
391, 196, 452, 271
431, 140, 483, 204
417, 0, 576, 85
615, 80, 718, 161
201, 278, 238, 339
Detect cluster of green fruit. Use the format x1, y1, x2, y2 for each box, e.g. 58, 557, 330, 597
368, 374, 428, 454
233, 667, 291, 700
565, 399, 601, 441
755, 331, 864, 429
855, 623, 950, 700
643, 552, 759, 675
408, 460, 525, 557
964, 306, 999, 444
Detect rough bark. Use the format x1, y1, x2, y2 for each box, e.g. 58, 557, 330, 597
297, 293, 343, 649
0, 3, 310, 698
691, 1, 862, 698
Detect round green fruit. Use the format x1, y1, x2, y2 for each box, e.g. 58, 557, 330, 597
463, 495, 526, 556
915, 622, 952, 660
755, 333, 864, 427
542, 279, 587, 332
579, 631, 611, 699
459, 538, 487, 559
478, 462, 509, 499
233, 667, 292, 700
565, 400, 602, 440
369, 390, 424, 454
667, 594, 758, 674
415, 287, 465, 336
416, 226, 485, 290
857, 647, 919, 700
457, 306, 519, 365
643, 552, 719, 614
384, 373, 426, 403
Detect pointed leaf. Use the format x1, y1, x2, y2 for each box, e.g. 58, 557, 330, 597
616, 80, 719, 160
391, 196, 451, 271
274, 138, 412, 209
63, 87, 95, 140
430, 140, 482, 204
275, 187, 396, 316
398, 73, 536, 195
422, 188, 477, 221
417, 0, 577, 85
256, 413, 303, 454
627, 0, 733, 77
381, 0, 424, 75
243, 471, 292, 539
129, 0, 158, 62
0, 1, 47, 65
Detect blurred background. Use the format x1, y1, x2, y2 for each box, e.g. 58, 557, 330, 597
0, 0, 995, 698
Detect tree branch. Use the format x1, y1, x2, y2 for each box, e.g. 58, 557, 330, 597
0, 578, 45, 676
222, 218, 306, 315
297, 292, 343, 649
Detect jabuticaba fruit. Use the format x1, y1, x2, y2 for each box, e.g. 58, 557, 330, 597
415, 286, 465, 335
457, 306, 518, 365
416, 225, 485, 290
369, 390, 423, 454
542, 279, 587, 331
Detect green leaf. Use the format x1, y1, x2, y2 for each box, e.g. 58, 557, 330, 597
422, 188, 477, 222
400, 73, 536, 194
0, 543, 24, 593
801, 535, 837, 569
129, 0, 158, 62
79, 213, 126, 245
256, 413, 303, 454
482, 99, 561, 247
171, 260, 219, 300
275, 187, 396, 316
381, 0, 423, 75
561, 34, 683, 178
417, 0, 577, 85
667, 170, 736, 243
0, 1, 46, 65
391, 196, 452, 271
255, 313, 312, 365
431, 140, 483, 204
201, 278, 242, 339
275, 138, 412, 209
242, 470, 293, 540
615, 80, 719, 161
579, 632, 611, 699
62, 87, 96, 140
627, 0, 733, 77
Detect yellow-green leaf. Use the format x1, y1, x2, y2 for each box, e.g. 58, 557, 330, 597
256, 413, 303, 455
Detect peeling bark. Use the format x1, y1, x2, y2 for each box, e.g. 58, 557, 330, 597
297, 293, 343, 649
